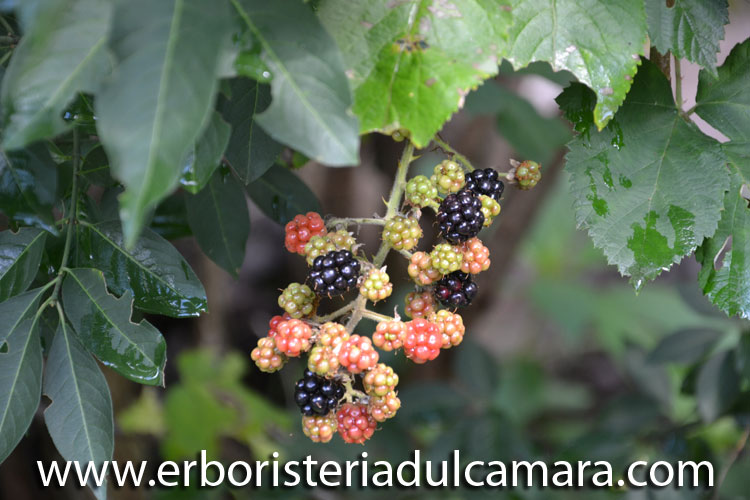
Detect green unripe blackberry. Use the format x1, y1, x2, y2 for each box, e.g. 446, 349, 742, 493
382, 216, 422, 251
515, 161, 541, 190
304, 230, 356, 265
431, 160, 465, 194
429, 243, 464, 275
278, 282, 316, 318
405, 175, 438, 208
479, 195, 501, 226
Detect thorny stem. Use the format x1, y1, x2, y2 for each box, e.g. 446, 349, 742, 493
312, 302, 355, 323
433, 135, 475, 172
345, 142, 416, 333
326, 217, 385, 229
712, 426, 750, 500
361, 309, 393, 323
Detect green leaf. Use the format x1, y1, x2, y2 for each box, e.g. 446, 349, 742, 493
0, 144, 58, 233
62, 268, 166, 386
218, 78, 282, 183
0, 227, 46, 301
647, 328, 722, 364
319, 0, 509, 147
625, 346, 672, 410
562, 60, 729, 286
245, 164, 320, 225
180, 111, 231, 195
185, 170, 249, 277
508, 0, 646, 130
694, 38, 750, 142
75, 221, 207, 317
230, 0, 359, 165
646, 0, 728, 77
43, 320, 113, 500
0, 0, 111, 149
464, 82, 571, 164
0, 288, 44, 464
96, 0, 232, 247
696, 152, 750, 319
696, 350, 739, 422
454, 340, 497, 399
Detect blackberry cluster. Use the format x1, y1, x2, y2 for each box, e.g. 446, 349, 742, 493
436, 189, 484, 244
465, 168, 504, 201
434, 271, 477, 308
308, 250, 361, 297
294, 370, 345, 416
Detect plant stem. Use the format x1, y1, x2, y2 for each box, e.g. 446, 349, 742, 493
433, 135, 475, 172
0, 16, 15, 36
326, 217, 385, 229
50, 129, 80, 300
361, 309, 393, 322
346, 143, 416, 333
674, 55, 683, 109
313, 302, 355, 323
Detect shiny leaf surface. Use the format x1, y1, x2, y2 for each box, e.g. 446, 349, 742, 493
0, 0, 111, 149
0, 227, 46, 301
43, 320, 113, 500
0, 288, 45, 464
0, 145, 58, 233
508, 0, 646, 130
562, 60, 729, 286
96, 0, 232, 247
230, 0, 359, 165
75, 221, 206, 317
62, 268, 166, 386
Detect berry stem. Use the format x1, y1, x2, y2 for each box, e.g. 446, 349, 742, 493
326, 217, 386, 229
342, 376, 368, 403
433, 135, 475, 172
361, 309, 393, 323
395, 248, 413, 260
313, 302, 355, 323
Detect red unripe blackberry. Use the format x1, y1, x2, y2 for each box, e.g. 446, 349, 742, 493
430, 310, 465, 348
407, 251, 441, 286
434, 271, 478, 308
368, 391, 400, 422
302, 413, 337, 443
285, 212, 326, 254
404, 291, 436, 319
402, 318, 442, 363
274, 319, 313, 357
336, 403, 377, 444
363, 363, 399, 397
251, 337, 286, 373
373, 320, 406, 351
436, 189, 484, 244
459, 237, 490, 274
338, 334, 379, 374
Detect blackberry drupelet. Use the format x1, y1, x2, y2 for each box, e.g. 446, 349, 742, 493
294, 370, 345, 416
434, 271, 478, 308
308, 250, 361, 297
464, 168, 504, 201
436, 189, 484, 244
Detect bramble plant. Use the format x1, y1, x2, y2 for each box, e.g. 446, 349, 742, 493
0, 0, 747, 497
252, 143, 534, 443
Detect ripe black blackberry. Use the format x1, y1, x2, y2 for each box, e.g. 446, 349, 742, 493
434, 271, 478, 308
294, 370, 345, 416
465, 168, 504, 201
308, 250, 361, 297
436, 189, 484, 244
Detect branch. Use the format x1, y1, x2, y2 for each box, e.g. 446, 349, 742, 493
433, 135, 476, 172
